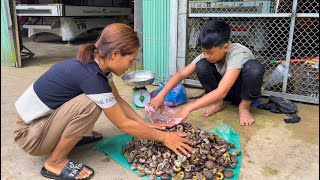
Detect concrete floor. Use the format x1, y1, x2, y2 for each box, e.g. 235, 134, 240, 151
1, 35, 319, 180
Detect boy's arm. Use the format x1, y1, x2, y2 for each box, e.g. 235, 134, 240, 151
175, 68, 241, 119
157, 63, 196, 99
149, 63, 196, 111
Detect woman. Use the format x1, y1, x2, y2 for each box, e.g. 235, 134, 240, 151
14, 23, 193, 180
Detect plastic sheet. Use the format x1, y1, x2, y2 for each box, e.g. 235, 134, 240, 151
94, 123, 242, 180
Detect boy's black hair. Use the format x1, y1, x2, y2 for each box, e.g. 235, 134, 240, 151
197, 19, 231, 49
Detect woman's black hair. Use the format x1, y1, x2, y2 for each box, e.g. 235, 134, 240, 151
197, 19, 231, 49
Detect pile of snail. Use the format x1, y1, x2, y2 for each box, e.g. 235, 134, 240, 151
122, 122, 240, 180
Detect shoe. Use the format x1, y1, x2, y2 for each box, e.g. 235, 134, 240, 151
40, 160, 94, 180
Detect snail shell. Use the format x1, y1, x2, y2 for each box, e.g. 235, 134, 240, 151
173, 165, 182, 173
151, 155, 157, 161
195, 172, 206, 180
144, 167, 153, 175
150, 161, 158, 168
177, 155, 187, 162
164, 162, 170, 169
223, 170, 235, 178
173, 171, 185, 180
229, 161, 237, 169
174, 160, 181, 168
217, 165, 225, 172
207, 154, 216, 161
140, 146, 148, 152
139, 158, 146, 163
163, 168, 174, 175
204, 161, 214, 169
155, 169, 164, 176
184, 172, 193, 179
181, 160, 190, 169
203, 170, 214, 180
184, 165, 192, 172
162, 151, 171, 159
157, 163, 164, 171
160, 174, 171, 180
231, 150, 241, 156
127, 156, 134, 164
231, 155, 238, 164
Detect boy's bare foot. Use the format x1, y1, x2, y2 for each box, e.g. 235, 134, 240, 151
203, 100, 225, 117
44, 159, 93, 179
239, 100, 254, 126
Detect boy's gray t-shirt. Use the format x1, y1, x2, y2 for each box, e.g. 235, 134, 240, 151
191, 43, 255, 75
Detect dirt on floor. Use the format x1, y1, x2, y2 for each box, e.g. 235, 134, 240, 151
1, 36, 319, 180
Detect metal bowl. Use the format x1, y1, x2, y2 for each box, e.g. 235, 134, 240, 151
121, 70, 156, 87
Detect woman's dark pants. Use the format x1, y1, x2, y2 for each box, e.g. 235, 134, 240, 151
195, 58, 265, 105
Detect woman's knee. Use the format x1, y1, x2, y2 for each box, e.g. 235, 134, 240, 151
85, 99, 102, 119
72, 94, 102, 121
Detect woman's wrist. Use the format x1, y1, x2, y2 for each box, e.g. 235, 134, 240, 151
160, 132, 168, 143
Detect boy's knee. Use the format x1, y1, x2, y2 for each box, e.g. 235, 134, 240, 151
195, 58, 210, 76
243, 59, 265, 77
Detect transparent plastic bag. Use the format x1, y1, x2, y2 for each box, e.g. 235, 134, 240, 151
144, 104, 186, 126
213, 123, 236, 142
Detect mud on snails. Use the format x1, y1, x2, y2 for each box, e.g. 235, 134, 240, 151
122, 122, 240, 180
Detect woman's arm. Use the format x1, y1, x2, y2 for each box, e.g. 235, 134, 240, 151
109, 81, 143, 121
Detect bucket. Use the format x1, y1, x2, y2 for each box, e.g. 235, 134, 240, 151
264, 63, 292, 89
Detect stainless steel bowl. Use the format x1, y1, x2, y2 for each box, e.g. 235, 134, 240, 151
121, 70, 156, 87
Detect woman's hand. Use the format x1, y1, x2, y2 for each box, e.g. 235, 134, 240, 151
163, 132, 194, 157
149, 95, 165, 113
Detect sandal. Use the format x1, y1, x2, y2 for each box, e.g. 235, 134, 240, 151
76, 131, 102, 147
40, 160, 94, 180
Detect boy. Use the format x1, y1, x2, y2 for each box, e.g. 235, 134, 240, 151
149, 19, 265, 126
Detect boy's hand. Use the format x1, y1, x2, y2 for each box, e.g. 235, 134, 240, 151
173, 106, 192, 120
149, 95, 165, 113
168, 117, 186, 126
163, 132, 194, 157
143, 121, 174, 130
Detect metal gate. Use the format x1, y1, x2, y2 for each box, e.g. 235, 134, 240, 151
178, 0, 319, 104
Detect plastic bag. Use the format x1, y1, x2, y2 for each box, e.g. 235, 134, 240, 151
150, 81, 187, 107
144, 104, 186, 126
213, 123, 237, 142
